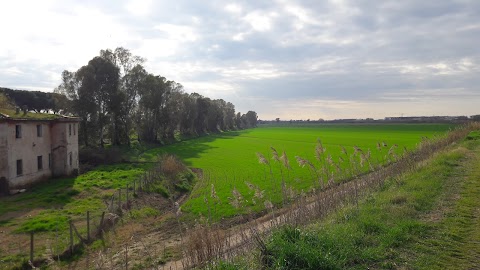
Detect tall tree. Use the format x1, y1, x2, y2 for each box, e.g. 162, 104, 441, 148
245, 111, 258, 128
137, 74, 168, 142
77, 57, 120, 147
54, 47, 259, 148
121, 64, 147, 145
100, 47, 145, 145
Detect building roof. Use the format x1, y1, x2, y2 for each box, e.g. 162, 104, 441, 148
0, 108, 81, 122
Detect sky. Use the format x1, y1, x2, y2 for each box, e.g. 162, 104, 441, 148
0, 0, 479, 120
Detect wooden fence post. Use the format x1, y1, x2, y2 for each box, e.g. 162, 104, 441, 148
126, 184, 129, 203
118, 189, 122, 211
30, 232, 34, 264
125, 244, 128, 270
110, 195, 115, 212
87, 211, 90, 242
69, 220, 74, 254
99, 212, 105, 238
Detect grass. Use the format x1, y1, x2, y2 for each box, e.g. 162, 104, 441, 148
0, 108, 62, 120
138, 124, 454, 220
243, 133, 480, 269
0, 163, 149, 268
0, 163, 149, 219
0, 123, 465, 268
0, 153, 198, 268
129, 207, 160, 220
410, 135, 480, 269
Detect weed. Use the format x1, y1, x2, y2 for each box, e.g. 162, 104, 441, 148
129, 207, 160, 220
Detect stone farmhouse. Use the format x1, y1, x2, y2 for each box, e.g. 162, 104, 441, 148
0, 111, 81, 195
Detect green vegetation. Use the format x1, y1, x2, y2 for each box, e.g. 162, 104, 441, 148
0, 163, 148, 219
466, 130, 480, 140
412, 141, 480, 269
139, 124, 454, 219
0, 87, 71, 114
0, 108, 62, 120
231, 131, 480, 269
0, 154, 197, 268
129, 207, 160, 220
0, 123, 470, 269
56, 47, 258, 148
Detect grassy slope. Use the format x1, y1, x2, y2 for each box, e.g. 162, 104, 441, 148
410, 138, 480, 269
0, 163, 149, 267
140, 124, 453, 219
253, 133, 480, 269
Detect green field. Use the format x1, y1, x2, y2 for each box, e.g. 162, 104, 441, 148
0, 123, 462, 268
140, 124, 454, 219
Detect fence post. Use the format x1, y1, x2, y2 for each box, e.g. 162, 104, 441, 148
125, 244, 128, 270
99, 212, 105, 238
69, 220, 74, 254
110, 195, 115, 212
118, 189, 122, 211
126, 184, 129, 203
133, 180, 136, 195
30, 232, 34, 264
87, 211, 90, 242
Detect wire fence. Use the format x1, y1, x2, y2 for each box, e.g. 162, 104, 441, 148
16, 165, 168, 268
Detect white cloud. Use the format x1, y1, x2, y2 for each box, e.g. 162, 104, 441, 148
232, 32, 248, 41
154, 24, 198, 42
1, 67, 24, 76
243, 11, 277, 32
225, 3, 243, 14
125, 0, 153, 17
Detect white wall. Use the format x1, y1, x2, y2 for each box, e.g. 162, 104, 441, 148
51, 122, 79, 177
0, 123, 8, 179
7, 122, 52, 188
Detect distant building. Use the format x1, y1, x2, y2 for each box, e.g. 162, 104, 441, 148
0, 111, 81, 195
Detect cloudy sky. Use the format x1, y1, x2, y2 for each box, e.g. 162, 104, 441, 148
1, 0, 479, 120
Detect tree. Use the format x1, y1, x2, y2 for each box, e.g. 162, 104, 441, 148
178, 93, 198, 135
100, 47, 145, 145
120, 64, 148, 145
245, 111, 258, 128
137, 74, 169, 142
224, 102, 236, 130
53, 47, 259, 148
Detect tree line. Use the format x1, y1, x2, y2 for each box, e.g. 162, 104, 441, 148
0, 87, 71, 114
55, 47, 258, 147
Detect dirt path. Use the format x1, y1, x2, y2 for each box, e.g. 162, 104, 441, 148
409, 143, 480, 269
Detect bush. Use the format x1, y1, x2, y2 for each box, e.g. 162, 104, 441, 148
466, 131, 480, 140
159, 154, 186, 177
79, 147, 124, 166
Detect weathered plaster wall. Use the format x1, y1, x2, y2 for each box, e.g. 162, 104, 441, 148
50, 122, 67, 177
0, 123, 8, 179
7, 122, 52, 189
50, 122, 79, 176
65, 122, 79, 174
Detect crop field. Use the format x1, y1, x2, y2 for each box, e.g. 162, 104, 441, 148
140, 123, 454, 219
0, 123, 461, 268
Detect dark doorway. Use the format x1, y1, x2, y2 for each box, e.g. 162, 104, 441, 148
0, 177, 9, 196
